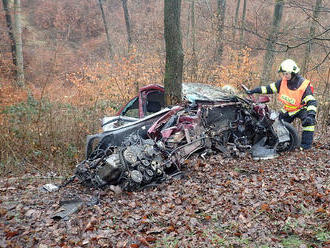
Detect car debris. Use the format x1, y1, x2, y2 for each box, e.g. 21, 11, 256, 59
52, 198, 83, 220
41, 183, 59, 192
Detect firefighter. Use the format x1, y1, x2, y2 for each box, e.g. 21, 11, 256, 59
247, 59, 317, 150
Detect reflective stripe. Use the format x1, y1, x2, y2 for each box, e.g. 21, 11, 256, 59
287, 108, 301, 116
261, 86, 267, 94
306, 105, 317, 112
285, 104, 297, 109
270, 83, 277, 93
303, 126, 315, 131
284, 104, 300, 113
303, 95, 315, 103
281, 107, 300, 116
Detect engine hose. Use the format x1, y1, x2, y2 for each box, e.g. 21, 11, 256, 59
168, 171, 184, 179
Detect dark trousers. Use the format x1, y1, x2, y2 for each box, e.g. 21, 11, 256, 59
279, 109, 315, 149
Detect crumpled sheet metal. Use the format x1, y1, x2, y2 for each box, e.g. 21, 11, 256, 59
251, 137, 279, 160
52, 199, 83, 220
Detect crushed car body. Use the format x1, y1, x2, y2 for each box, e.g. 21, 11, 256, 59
76, 83, 299, 191
85, 83, 233, 158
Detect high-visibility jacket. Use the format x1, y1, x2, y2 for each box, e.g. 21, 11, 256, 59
278, 77, 310, 112
252, 74, 317, 116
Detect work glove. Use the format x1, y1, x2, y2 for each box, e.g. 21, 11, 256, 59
246, 88, 257, 95
302, 115, 316, 126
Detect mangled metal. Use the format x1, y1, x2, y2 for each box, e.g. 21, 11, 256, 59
75, 84, 299, 191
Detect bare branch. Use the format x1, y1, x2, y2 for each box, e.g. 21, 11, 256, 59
308, 50, 330, 71
287, 1, 330, 13
275, 28, 330, 51
289, 1, 327, 30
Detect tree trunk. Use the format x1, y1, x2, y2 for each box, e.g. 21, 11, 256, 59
239, 0, 246, 50
301, 0, 322, 75
232, 0, 240, 42
122, 0, 132, 52
190, 0, 197, 80
98, 0, 114, 60
2, 0, 17, 66
164, 0, 184, 106
215, 0, 226, 62
186, 1, 190, 47
260, 0, 284, 84
189, 0, 196, 52
14, 0, 24, 87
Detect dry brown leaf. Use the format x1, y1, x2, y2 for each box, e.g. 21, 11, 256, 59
261, 203, 270, 212
315, 207, 326, 213
5, 230, 19, 239
0, 208, 8, 217
166, 225, 175, 233
204, 215, 211, 221
145, 236, 157, 242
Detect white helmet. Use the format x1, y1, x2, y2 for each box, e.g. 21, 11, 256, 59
278, 59, 300, 74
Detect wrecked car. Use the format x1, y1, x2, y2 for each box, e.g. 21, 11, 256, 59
76, 83, 300, 191
86, 83, 231, 158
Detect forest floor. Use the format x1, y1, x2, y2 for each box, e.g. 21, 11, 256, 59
0, 130, 329, 248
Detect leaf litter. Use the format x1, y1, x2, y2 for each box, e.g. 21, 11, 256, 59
0, 134, 329, 248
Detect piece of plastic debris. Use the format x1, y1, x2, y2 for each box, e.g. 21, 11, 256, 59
42, 184, 59, 192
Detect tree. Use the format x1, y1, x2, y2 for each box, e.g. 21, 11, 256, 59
232, 0, 240, 42
98, 0, 114, 60
301, 0, 322, 74
187, 0, 197, 80
239, 0, 247, 50
164, 0, 184, 106
2, 0, 17, 67
215, 0, 226, 62
14, 0, 24, 87
122, 0, 132, 52
260, 0, 284, 84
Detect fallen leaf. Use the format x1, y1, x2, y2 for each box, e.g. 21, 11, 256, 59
85, 217, 97, 232
261, 203, 270, 212
166, 225, 175, 233
145, 236, 157, 242
315, 207, 326, 213
204, 215, 211, 221
5, 230, 19, 239
0, 208, 8, 217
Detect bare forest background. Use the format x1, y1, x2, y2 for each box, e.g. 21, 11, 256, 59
0, 0, 329, 176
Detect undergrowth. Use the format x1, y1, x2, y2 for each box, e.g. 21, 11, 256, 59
0, 94, 105, 177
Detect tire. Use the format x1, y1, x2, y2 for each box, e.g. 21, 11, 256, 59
277, 121, 300, 152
